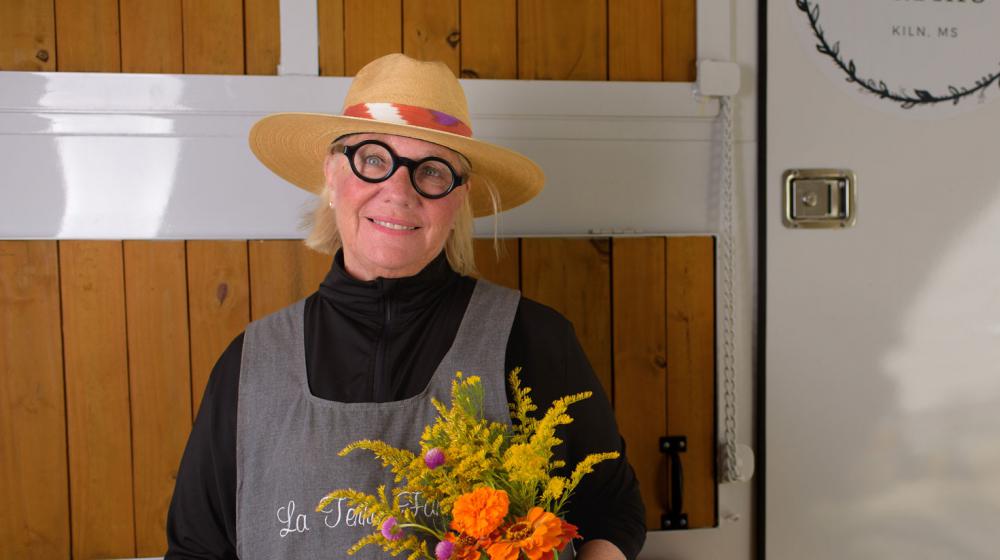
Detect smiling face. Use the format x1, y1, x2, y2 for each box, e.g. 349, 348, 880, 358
323, 133, 469, 281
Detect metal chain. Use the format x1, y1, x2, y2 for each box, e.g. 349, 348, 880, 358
719, 96, 741, 483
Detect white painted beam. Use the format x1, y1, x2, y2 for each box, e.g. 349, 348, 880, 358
278, 0, 319, 75
0, 71, 722, 239
697, 0, 734, 62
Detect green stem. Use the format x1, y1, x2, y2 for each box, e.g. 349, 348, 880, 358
397, 522, 444, 540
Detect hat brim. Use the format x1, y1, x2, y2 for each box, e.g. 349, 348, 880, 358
249, 112, 544, 217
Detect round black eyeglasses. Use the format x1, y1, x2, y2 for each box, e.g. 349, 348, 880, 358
336, 139, 467, 199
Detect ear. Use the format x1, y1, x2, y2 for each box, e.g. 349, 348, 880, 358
322, 154, 336, 186
323, 154, 339, 201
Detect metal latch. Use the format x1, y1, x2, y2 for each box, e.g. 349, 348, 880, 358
782, 169, 857, 228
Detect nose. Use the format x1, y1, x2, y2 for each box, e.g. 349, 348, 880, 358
378, 165, 419, 202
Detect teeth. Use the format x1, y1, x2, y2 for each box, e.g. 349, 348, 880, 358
371, 218, 417, 231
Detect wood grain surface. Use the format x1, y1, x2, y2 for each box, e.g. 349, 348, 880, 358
318, 0, 346, 76
518, 0, 607, 80
663, 0, 697, 82
459, 0, 516, 79
120, 0, 183, 73
0, 242, 70, 559
473, 238, 520, 290
182, 0, 245, 74
344, 0, 402, 75
249, 240, 333, 320
186, 241, 251, 415
0, 1, 56, 70
60, 241, 136, 559
521, 238, 612, 396
55, 0, 121, 72
666, 236, 717, 528
245, 0, 281, 75
403, 0, 460, 75
612, 237, 668, 529
609, 0, 662, 81
123, 241, 193, 555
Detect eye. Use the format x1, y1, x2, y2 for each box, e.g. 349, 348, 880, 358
353, 144, 392, 175
420, 160, 453, 178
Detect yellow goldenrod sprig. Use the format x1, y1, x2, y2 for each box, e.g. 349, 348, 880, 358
553, 451, 620, 513
340, 440, 417, 479
319, 369, 620, 558
507, 367, 537, 444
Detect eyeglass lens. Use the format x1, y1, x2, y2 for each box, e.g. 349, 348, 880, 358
351, 142, 456, 197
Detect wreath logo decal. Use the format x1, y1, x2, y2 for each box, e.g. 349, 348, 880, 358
797, 0, 1000, 109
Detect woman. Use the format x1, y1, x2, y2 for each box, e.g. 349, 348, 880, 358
166, 54, 645, 560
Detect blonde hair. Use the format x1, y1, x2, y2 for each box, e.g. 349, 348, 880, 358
302, 171, 501, 277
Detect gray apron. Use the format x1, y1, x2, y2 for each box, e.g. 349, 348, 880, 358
237, 280, 575, 559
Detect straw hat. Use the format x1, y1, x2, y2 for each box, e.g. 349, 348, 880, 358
249, 53, 544, 217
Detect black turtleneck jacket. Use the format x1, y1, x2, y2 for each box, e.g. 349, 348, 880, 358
166, 251, 646, 559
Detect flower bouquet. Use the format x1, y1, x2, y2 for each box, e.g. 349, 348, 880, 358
316, 369, 619, 560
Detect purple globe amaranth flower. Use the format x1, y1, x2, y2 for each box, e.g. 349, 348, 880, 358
380, 516, 403, 541
435, 539, 454, 560
424, 447, 446, 469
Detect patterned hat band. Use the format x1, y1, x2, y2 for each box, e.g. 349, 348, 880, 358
343, 102, 473, 138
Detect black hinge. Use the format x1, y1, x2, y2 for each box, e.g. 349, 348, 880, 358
659, 435, 688, 530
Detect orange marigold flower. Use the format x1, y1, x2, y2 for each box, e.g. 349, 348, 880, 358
450, 487, 510, 539
445, 531, 493, 560
486, 507, 577, 560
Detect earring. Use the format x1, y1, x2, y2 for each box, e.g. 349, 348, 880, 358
329, 200, 334, 209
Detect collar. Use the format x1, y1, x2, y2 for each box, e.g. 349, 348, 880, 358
317, 250, 459, 327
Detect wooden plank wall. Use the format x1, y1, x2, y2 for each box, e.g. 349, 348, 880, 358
0, 0, 697, 78
0, 1, 706, 558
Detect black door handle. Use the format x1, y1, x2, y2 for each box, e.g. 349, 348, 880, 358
659, 435, 688, 530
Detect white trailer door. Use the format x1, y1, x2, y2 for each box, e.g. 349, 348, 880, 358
765, 1, 1000, 558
